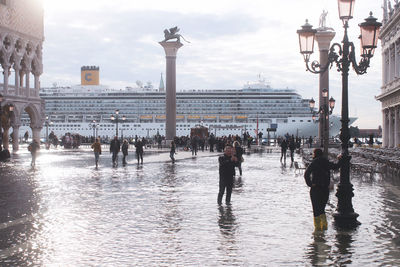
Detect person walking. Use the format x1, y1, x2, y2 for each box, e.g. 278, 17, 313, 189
170, 140, 176, 163
218, 145, 238, 205
122, 139, 129, 166
233, 141, 244, 176
135, 139, 144, 164
109, 136, 120, 167
91, 138, 102, 168
28, 140, 40, 167
304, 148, 342, 231
280, 138, 288, 163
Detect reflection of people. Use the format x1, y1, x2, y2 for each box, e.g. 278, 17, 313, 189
218, 205, 236, 235
307, 233, 331, 266
304, 148, 342, 231
218, 145, 237, 205
28, 140, 40, 167
170, 140, 176, 163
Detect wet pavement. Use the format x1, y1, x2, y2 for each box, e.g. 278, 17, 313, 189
0, 147, 400, 266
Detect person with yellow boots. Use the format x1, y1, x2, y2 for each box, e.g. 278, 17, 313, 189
304, 148, 342, 231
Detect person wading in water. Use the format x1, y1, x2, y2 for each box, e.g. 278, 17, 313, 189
304, 148, 342, 231
218, 145, 238, 205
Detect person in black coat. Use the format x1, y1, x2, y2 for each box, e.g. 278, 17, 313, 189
135, 139, 144, 164
304, 148, 342, 231
121, 139, 129, 165
289, 137, 296, 163
218, 145, 238, 205
109, 136, 121, 167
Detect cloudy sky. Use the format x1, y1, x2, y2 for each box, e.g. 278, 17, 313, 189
42, 0, 383, 128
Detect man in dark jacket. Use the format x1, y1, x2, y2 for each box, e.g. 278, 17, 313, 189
110, 136, 121, 167
304, 148, 342, 231
135, 139, 144, 164
218, 145, 238, 205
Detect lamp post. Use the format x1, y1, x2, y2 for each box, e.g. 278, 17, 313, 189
297, 1, 382, 228
44, 116, 53, 142
110, 109, 126, 138
309, 88, 336, 157
90, 120, 98, 139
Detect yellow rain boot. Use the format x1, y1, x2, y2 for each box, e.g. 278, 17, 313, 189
314, 216, 322, 231
320, 214, 328, 230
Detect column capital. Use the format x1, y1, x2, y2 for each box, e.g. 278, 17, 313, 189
159, 41, 183, 57
315, 29, 336, 51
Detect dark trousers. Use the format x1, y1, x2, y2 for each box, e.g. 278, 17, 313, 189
122, 154, 127, 164
112, 152, 118, 165
290, 149, 294, 162
310, 187, 329, 217
280, 149, 287, 162
136, 151, 143, 163
210, 144, 214, 152
218, 179, 233, 204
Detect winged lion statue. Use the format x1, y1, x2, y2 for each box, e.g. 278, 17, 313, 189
163, 26, 190, 43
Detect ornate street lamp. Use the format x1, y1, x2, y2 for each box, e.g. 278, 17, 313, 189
297, 2, 382, 228
90, 120, 99, 138
111, 109, 126, 138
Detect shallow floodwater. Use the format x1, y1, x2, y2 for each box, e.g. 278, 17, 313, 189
0, 147, 399, 266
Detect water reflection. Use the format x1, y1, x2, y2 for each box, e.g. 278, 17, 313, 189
218, 205, 237, 236
306, 232, 332, 266
334, 231, 354, 265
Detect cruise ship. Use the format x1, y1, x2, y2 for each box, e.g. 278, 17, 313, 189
19, 66, 356, 139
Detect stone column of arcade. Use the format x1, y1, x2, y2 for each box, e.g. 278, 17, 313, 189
11, 120, 21, 151
31, 125, 42, 145
159, 40, 183, 141
315, 28, 335, 157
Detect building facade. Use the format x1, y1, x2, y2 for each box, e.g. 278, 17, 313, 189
377, 0, 400, 148
0, 0, 45, 149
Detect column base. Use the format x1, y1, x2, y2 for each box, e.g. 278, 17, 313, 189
333, 212, 360, 229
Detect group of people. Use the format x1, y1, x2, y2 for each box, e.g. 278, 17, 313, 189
91, 136, 145, 168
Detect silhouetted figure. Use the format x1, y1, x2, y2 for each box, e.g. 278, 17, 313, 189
304, 148, 342, 231
170, 140, 176, 163
135, 139, 144, 164
218, 145, 238, 205
109, 136, 120, 167
122, 139, 129, 165
91, 138, 102, 168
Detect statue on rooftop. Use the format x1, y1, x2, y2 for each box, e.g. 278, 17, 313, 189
163, 26, 190, 43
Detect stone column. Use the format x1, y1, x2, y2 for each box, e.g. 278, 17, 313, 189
14, 65, 20, 96
315, 29, 335, 157
34, 74, 40, 97
11, 123, 20, 151
395, 106, 400, 147
31, 126, 42, 145
3, 66, 10, 95
25, 70, 30, 98
2, 127, 9, 150
159, 41, 183, 140
383, 109, 389, 147
389, 108, 394, 148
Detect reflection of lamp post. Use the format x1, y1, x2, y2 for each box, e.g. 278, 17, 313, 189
297, 1, 382, 228
0, 94, 3, 147
110, 109, 126, 138
309, 88, 336, 156
45, 115, 53, 143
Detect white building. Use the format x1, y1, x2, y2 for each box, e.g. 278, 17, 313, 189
377, 0, 400, 148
